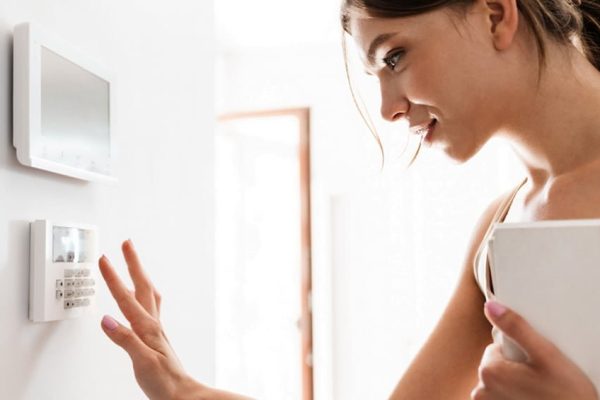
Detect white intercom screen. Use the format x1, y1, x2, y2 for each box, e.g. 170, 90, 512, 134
41, 46, 111, 171
52, 226, 92, 263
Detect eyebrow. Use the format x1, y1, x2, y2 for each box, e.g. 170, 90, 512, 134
367, 32, 399, 66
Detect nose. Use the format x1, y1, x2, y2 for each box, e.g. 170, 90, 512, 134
380, 80, 409, 122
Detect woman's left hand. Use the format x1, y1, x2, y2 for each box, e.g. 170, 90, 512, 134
471, 301, 598, 400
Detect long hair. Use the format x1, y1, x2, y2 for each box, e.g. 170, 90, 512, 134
340, 0, 600, 166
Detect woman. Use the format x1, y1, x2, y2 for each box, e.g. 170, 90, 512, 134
99, 0, 600, 398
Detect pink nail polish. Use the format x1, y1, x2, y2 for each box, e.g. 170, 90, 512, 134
485, 301, 507, 318
102, 315, 119, 331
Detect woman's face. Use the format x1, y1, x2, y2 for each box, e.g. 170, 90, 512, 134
349, 5, 520, 162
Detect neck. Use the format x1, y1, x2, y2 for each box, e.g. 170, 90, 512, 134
499, 45, 600, 188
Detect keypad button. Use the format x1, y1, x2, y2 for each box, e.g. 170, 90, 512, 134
56, 280, 64, 288
82, 269, 91, 277
80, 279, 95, 287
64, 300, 73, 309
79, 288, 95, 297
81, 298, 91, 307
65, 289, 75, 299
65, 279, 74, 288
64, 270, 75, 278
56, 290, 64, 299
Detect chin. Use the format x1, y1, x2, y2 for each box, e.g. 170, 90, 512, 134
439, 142, 480, 164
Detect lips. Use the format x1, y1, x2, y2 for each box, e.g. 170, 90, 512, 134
409, 118, 437, 139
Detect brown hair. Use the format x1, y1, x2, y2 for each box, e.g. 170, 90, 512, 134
340, 0, 600, 166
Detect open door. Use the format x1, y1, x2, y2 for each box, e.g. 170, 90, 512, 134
215, 108, 313, 400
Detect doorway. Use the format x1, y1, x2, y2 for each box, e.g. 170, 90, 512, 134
215, 108, 313, 400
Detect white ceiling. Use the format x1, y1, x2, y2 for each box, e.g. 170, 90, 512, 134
215, 0, 343, 48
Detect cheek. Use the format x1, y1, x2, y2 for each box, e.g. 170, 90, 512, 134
406, 44, 498, 135
406, 45, 472, 108
403, 65, 446, 106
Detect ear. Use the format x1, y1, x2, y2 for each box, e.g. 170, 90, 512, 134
483, 0, 520, 50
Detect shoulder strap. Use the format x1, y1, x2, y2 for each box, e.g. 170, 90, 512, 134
473, 178, 527, 298
496, 177, 527, 224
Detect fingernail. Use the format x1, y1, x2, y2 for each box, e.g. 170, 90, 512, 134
102, 315, 119, 331
127, 239, 134, 248
485, 301, 507, 318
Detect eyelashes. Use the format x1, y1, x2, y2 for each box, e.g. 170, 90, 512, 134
382, 49, 406, 71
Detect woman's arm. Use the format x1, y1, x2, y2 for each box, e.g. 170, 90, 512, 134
99, 240, 253, 400
388, 194, 508, 400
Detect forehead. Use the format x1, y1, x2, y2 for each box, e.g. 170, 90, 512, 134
349, 9, 457, 62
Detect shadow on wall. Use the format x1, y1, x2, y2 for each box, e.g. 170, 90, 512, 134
0, 18, 15, 167
0, 220, 59, 399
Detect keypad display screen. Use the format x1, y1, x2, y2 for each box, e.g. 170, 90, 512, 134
52, 226, 93, 263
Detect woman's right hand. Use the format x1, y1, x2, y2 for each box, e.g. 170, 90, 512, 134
471, 301, 598, 400
99, 240, 252, 400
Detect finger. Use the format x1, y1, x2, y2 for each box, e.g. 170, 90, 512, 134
101, 315, 148, 360
122, 240, 158, 316
478, 353, 515, 391
154, 289, 162, 317
477, 344, 533, 397
99, 255, 153, 325
470, 382, 488, 400
479, 343, 504, 369
484, 301, 557, 365
478, 345, 508, 390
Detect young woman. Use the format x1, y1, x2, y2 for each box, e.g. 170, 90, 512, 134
98, 0, 600, 398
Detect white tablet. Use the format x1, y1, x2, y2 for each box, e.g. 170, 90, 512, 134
13, 22, 117, 182
488, 219, 600, 391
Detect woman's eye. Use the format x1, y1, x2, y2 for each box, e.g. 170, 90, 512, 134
383, 50, 405, 71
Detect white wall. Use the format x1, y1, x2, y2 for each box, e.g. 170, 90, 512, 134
0, 1, 215, 399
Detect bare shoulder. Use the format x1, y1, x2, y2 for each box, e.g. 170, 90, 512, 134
444, 183, 523, 322
463, 186, 519, 266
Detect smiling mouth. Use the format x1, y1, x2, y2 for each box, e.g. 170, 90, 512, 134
414, 118, 437, 142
